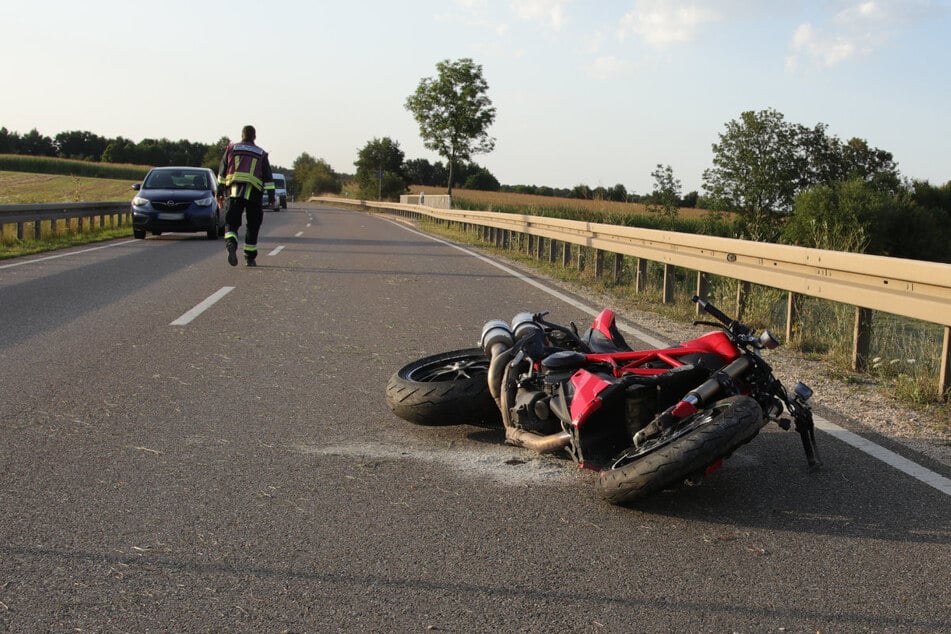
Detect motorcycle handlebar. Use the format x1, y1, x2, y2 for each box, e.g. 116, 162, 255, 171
691, 295, 749, 336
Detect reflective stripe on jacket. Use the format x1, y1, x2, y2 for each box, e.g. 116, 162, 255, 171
218, 142, 274, 197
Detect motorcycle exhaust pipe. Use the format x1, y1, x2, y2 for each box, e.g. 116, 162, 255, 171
481, 319, 515, 402
482, 315, 571, 455
505, 428, 572, 454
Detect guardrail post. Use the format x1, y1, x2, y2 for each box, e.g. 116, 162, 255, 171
940, 327, 950, 401
635, 258, 647, 293
785, 292, 800, 343
536, 236, 544, 260
613, 254, 623, 284
735, 281, 750, 321
577, 247, 586, 272
594, 250, 604, 279
662, 264, 675, 304
695, 272, 709, 315
549, 240, 557, 264
852, 307, 873, 372
561, 242, 571, 268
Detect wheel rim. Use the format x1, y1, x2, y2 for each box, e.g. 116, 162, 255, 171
607, 405, 726, 470
412, 357, 489, 383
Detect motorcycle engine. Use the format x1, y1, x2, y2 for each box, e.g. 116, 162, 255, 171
510, 384, 560, 434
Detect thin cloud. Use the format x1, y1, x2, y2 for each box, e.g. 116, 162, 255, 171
588, 55, 633, 80
510, 0, 571, 32
787, 0, 946, 70
617, 0, 720, 48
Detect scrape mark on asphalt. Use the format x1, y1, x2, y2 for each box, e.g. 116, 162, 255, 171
291, 442, 574, 486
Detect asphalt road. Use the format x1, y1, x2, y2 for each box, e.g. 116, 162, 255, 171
1, 202, 949, 632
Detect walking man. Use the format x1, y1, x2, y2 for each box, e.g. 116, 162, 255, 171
217, 125, 275, 266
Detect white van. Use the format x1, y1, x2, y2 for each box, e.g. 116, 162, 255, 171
263, 173, 288, 210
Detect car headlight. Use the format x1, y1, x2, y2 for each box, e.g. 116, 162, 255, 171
194, 196, 215, 207
132, 197, 151, 208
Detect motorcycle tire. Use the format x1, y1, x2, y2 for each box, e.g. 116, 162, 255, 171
385, 348, 501, 427
596, 395, 763, 505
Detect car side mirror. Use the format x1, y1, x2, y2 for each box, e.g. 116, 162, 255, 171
132, 183, 141, 191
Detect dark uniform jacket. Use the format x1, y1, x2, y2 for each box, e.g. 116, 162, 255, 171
217, 141, 275, 202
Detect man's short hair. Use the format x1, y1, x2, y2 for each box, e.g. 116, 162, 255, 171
241, 125, 256, 142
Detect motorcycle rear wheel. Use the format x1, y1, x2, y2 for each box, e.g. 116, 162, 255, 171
385, 348, 501, 426
596, 395, 763, 505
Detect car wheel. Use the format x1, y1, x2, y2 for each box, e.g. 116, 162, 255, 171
133, 229, 146, 239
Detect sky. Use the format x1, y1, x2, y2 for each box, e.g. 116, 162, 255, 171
2, 0, 949, 194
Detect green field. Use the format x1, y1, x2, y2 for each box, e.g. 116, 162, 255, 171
0, 170, 139, 204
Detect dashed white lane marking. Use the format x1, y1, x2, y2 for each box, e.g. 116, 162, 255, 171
170, 286, 234, 326
383, 217, 951, 498
268, 245, 285, 256
0, 240, 137, 270
295, 231, 304, 237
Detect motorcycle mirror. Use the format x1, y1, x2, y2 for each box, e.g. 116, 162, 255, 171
794, 382, 814, 402
758, 330, 780, 350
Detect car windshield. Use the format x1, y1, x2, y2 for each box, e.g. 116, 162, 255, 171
274, 177, 285, 189
145, 170, 209, 190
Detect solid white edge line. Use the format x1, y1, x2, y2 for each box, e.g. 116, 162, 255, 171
170, 286, 235, 326
384, 217, 951, 497
268, 245, 285, 256
813, 417, 951, 496
0, 240, 138, 270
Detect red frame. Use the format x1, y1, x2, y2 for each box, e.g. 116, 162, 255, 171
556, 310, 743, 428
584, 330, 739, 377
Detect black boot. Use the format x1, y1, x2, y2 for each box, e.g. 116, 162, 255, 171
225, 236, 238, 267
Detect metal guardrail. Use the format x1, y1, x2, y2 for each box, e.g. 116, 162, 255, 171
0, 202, 131, 239
315, 196, 951, 398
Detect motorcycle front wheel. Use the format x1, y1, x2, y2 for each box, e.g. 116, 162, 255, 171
385, 348, 501, 426
596, 395, 763, 505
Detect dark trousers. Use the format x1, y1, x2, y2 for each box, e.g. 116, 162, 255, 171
224, 194, 264, 251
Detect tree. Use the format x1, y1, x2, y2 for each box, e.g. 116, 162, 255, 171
647, 164, 682, 217
354, 137, 406, 200
294, 152, 340, 197
18, 128, 57, 156
570, 184, 592, 200
0, 127, 17, 153
783, 178, 880, 253
464, 167, 500, 191
54, 130, 108, 161
702, 109, 803, 241
405, 58, 496, 195
704, 108, 903, 242
680, 191, 699, 208
202, 136, 230, 170
606, 183, 628, 202
404, 158, 439, 186
101, 137, 137, 164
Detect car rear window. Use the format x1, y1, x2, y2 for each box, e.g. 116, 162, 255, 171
146, 171, 209, 189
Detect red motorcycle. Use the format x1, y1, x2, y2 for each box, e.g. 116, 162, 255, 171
385, 296, 819, 505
